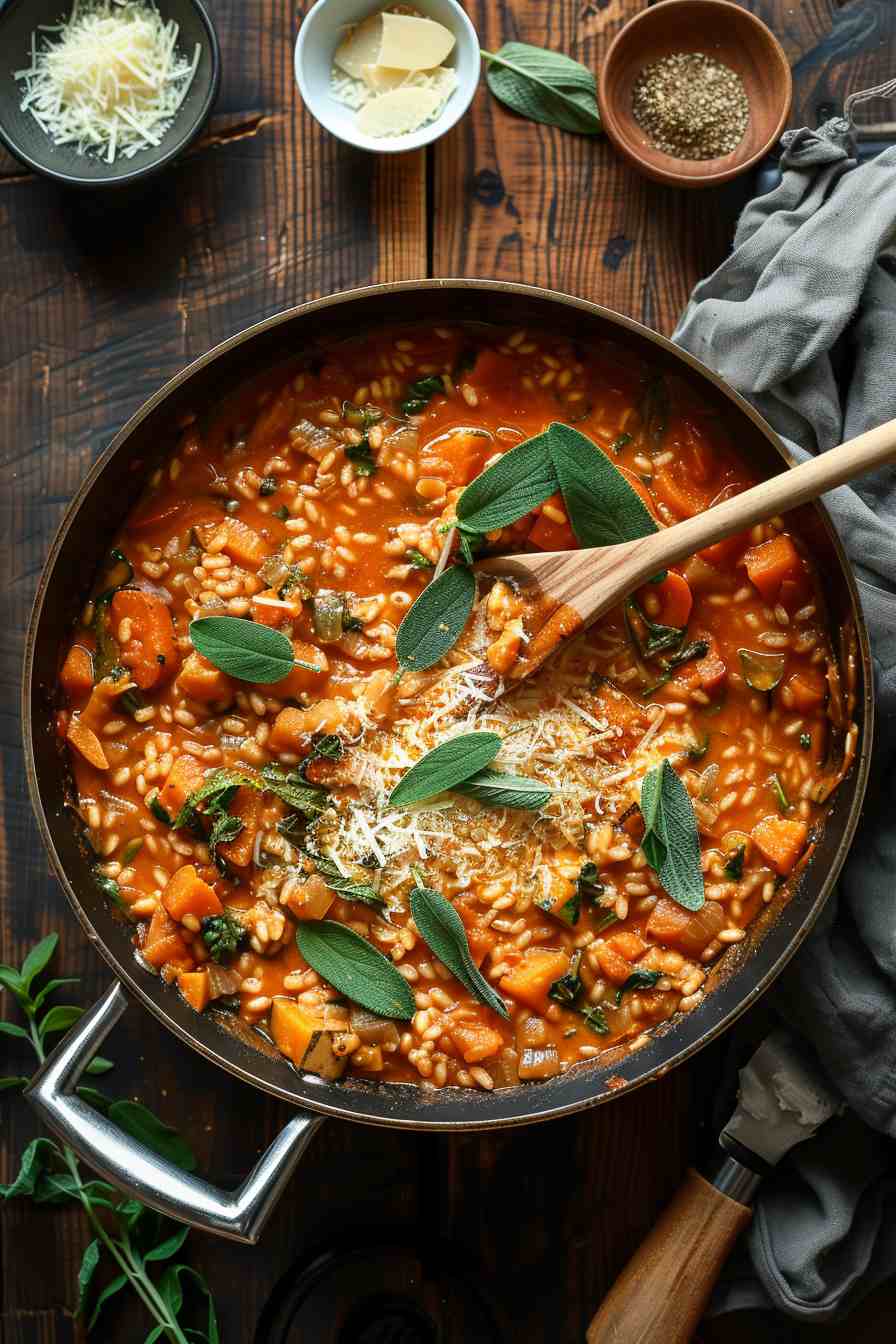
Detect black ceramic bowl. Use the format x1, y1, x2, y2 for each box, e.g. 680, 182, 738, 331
0, 0, 220, 187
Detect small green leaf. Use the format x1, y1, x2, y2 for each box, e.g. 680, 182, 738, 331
77, 1085, 112, 1112
0, 965, 27, 1001
482, 42, 602, 135
406, 548, 434, 570
144, 1224, 190, 1263
389, 732, 502, 807
306, 852, 384, 909
548, 423, 658, 547
454, 768, 552, 810
32, 977, 79, 1011
77, 1238, 101, 1318
609, 432, 633, 454
723, 844, 746, 881
107, 1101, 197, 1172
770, 773, 790, 813
395, 564, 476, 671
548, 952, 583, 1005
190, 616, 302, 683
410, 884, 509, 1019
20, 933, 59, 990
88, 1273, 128, 1330
260, 765, 328, 818
173, 767, 258, 829
400, 374, 445, 415
39, 1005, 84, 1037
581, 1004, 610, 1035
456, 431, 559, 534
640, 760, 705, 911
0, 1076, 28, 1091
614, 970, 662, 1004
297, 922, 415, 1019
0, 1137, 60, 1199
207, 811, 243, 866
85, 1054, 115, 1076
0, 1020, 29, 1040
576, 862, 604, 906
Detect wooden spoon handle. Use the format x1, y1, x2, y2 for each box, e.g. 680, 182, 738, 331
584, 1170, 751, 1344
637, 415, 896, 575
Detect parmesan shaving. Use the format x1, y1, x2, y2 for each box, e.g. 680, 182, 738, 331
14, 0, 201, 164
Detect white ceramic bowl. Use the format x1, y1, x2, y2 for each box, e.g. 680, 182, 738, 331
295, 0, 480, 153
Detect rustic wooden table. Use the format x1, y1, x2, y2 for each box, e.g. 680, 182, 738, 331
3, 1, 896, 1340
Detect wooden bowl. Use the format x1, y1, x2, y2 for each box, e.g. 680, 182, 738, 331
597, 0, 792, 189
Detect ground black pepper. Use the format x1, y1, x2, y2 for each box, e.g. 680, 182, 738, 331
631, 51, 749, 160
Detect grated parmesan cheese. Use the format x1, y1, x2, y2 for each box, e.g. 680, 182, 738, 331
13, 0, 201, 164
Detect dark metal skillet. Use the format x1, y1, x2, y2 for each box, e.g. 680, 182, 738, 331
21, 281, 873, 1242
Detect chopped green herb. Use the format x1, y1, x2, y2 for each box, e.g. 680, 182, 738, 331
400, 375, 445, 416
224, 499, 241, 515
260, 764, 328, 819
173, 768, 257, 831
687, 734, 711, 762
200, 913, 247, 962
94, 870, 123, 907
306, 851, 384, 909
723, 844, 746, 881
640, 639, 709, 694
299, 733, 344, 781
594, 911, 620, 934
614, 969, 661, 1004
576, 861, 604, 906
259, 476, 278, 496
548, 951, 583, 1005
120, 837, 143, 865
609, 432, 633, 453
273, 505, 290, 521
770, 774, 790, 813
625, 599, 684, 661
208, 812, 243, 871
799, 733, 811, 751
406, 548, 435, 570
148, 796, 172, 826
345, 440, 378, 477
580, 1004, 610, 1035
536, 889, 581, 926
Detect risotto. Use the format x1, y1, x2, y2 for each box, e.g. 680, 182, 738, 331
56, 323, 857, 1091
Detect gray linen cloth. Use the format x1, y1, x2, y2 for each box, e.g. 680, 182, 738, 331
673, 119, 896, 1324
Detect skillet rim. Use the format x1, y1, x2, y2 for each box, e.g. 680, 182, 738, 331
22, 279, 874, 1130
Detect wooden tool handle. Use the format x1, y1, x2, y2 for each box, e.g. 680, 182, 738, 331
585, 1169, 752, 1344
637, 414, 896, 576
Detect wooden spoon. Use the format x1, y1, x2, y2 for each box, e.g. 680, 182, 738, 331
476, 417, 896, 682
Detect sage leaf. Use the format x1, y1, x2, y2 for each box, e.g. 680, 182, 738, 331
483, 42, 602, 136
297, 921, 415, 1019
20, 933, 59, 991
455, 768, 552, 810
640, 760, 704, 910
409, 884, 509, 1019
615, 969, 662, 1004
0, 1136, 60, 1199
190, 616, 322, 683
389, 732, 502, 807
108, 1100, 197, 1172
547, 423, 658, 547
395, 564, 475, 671
306, 852, 384, 909
88, 1273, 128, 1331
39, 1004, 84, 1037
260, 765, 328, 819
77, 1238, 101, 1318
174, 767, 258, 829
456, 431, 559, 535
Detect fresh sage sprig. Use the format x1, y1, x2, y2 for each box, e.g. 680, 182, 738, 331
388, 732, 502, 807
296, 921, 415, 1019
409, 880, 509, 1019
395, 563, 476, 672
1, 935, 219, 1343
456, 430, 559, 536
454, 768, 552, 810
190, 615, 323, 683
482, 42, 602, 136
260, 764, 328, 819
640, 760, 705, 911
547, 423, 657, 547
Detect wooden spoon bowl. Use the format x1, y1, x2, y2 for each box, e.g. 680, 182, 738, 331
597, 0, 793, 188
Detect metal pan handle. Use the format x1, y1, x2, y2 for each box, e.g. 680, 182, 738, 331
25, 982, 323, 1243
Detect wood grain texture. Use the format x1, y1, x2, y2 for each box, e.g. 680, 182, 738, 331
2, 1, 895, 1341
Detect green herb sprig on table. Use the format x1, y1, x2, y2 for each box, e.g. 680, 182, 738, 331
640, 759, 705, 911
481, 42, 602, 135
1, 935, 219, 1342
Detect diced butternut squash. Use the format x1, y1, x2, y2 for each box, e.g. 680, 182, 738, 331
447, 1020, 503, 1064
638, 571, 692, 629
178, 969, 211, 1013
282, 873, 336, 921
456, 901, 498, 967
607, 930, 646, 961
743, 535, 803, 603
267, 640, 329, 699
162, 864, 222, 922
110, 590, 178, 690
500, 949, 570, 1011
175, 651, 234, 705
270, 998, 348, 1080
653, 458, 715, 519
419, 429, 489, 487
79, 670, 135, 734
251, 587, 303, 629
66, 717, 108, 770
205, 517, 270, 569
143, 906, 190, 968
215, 787, 263, 868
784, 668, 826, 711
269, 699, 351, 750
60, 645, 94, 699
645, 897, 726, 956
595, 944, 635, 987
752, 816, 808, 876
157, 754, 206, 818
